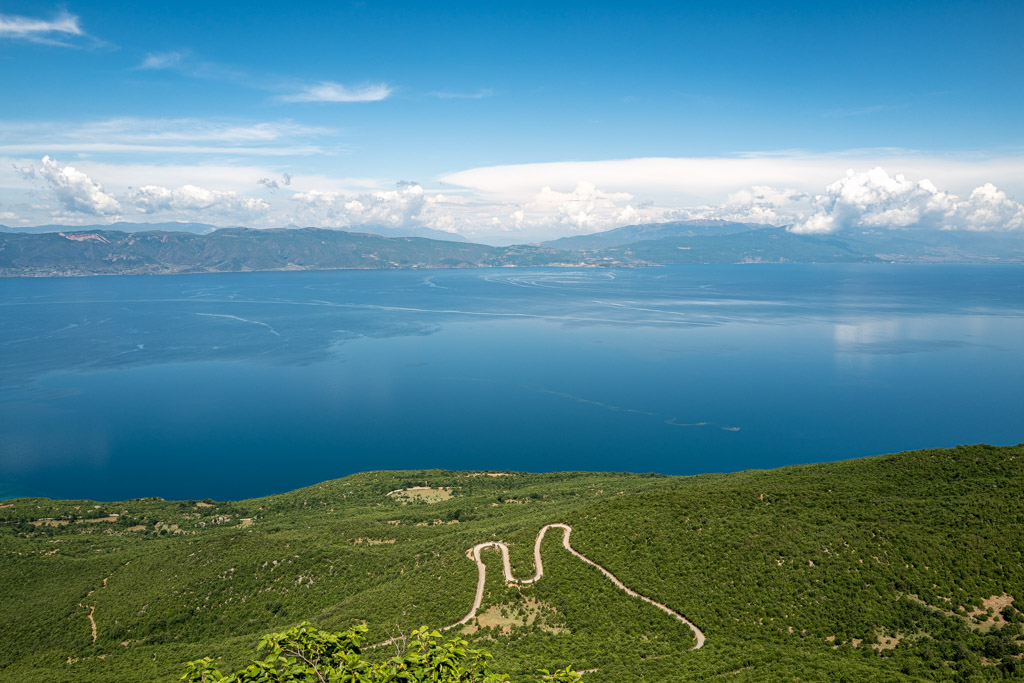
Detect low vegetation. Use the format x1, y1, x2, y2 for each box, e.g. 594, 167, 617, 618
1, 443, 1022, 681
181, 623, 583, 682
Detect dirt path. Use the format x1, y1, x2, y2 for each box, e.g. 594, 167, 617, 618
79, 571, 116, 645
370, 523, 705, 652
450, 523, 704, 649
79, 603, 97, 643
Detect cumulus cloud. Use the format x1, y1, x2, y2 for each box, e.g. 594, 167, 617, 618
792, 167, 1024, 233
439, 164, 1024, 240
280, 82, 392, 103
954, 183, 1024, 232
127, 184, 269, 215
440, 153, 1024, 210
10, 156, 275, 223
508, 182, 646, 232
0, 11, 83, 44
291, 182, 427, 227
674, 186, 808, 225
34, 156, 122, 215
9, 151, 1024, 239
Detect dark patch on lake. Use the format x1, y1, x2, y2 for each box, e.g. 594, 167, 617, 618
2, 264, 1022, 500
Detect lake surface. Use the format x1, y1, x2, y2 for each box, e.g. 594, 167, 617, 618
1, 265, 1022, 501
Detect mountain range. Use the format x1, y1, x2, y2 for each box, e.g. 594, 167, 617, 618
0, 227, 621, 277
1, 220, 1022, 277
0, 221, 467, 242
539, 220, 1024, 264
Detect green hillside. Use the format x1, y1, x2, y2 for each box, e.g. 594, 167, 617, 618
0, 227, 626, 277
6, 220, 1024, 278
1, 444, 1022, 681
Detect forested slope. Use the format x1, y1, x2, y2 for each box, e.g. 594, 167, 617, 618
1, 444, 1022, 681
0, 227, 616, 276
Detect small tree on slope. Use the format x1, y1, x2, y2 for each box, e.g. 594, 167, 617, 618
181, 623, 583, 683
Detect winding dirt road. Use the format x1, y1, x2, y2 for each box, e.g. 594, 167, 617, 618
446, 523, 705, 649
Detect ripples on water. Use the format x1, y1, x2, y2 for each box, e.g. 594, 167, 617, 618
1, 264, 1022, 500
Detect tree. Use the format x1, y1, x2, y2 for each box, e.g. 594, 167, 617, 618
539, 667, 584, 682
182, 623, 583, 682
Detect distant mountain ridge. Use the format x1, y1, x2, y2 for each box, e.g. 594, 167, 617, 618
0, 221, 220, 235
596, 226, 880, 264
0, 221, 469, 242
2, 220, 1022, 277
340, 223, 470, 242
540, 219, 766, 250
545, 219, 1024, 264
0, 227, 623, 277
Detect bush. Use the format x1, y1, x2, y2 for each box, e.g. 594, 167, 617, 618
182, 623, 583, 682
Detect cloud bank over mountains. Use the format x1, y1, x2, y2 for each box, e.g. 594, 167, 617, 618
128, 184, 269, 217
4, 153, 1024, 243
792, 168, 1024, 234
13, 157, 268, 222
291, 182, 430, 228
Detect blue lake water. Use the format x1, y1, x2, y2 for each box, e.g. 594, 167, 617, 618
1, 264, 1022, 502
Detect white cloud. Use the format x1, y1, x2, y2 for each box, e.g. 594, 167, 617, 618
128, 185, 269, 215
508, 182, 645, 232
440, 152, 1024, 208
0, 11, 82, 44
131, 50, 255, 86
954, 183, 1024, 232
0, 118, 331, 157
11, 156, 272, 222
35, 156, 122, 216
89, 119, 325, 144
291, 182, 427, 227
792, 167, 1024, 233
138, 51, 185, 70
6, 150, 1024, 240
291, 181, 663, 242
437, 154, 1024, 240
131, 50, 385, 106
673, 186, 809, 225
0, 142, 326, 157
2, 159, 273, 196
280, 82, 392, 103
285, 167, 1023, 243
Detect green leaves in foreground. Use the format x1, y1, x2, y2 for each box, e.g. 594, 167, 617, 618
182, 623, 583, 682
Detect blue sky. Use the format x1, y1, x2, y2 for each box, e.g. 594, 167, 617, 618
1, 1, 1023, 242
